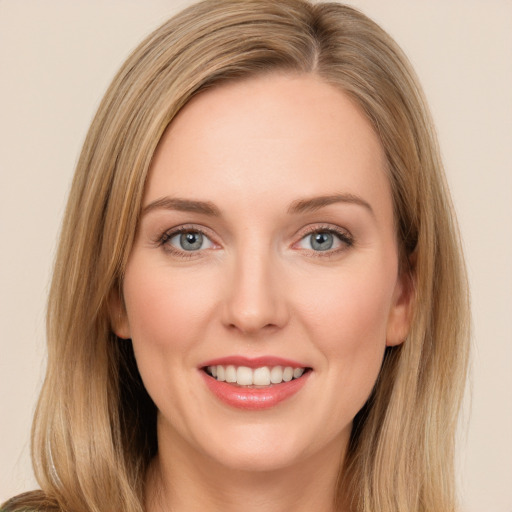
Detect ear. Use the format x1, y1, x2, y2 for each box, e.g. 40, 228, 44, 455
109, 288, 131, 340
386, 256, 416, 347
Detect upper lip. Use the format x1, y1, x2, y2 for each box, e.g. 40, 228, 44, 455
200, 355, 309, 369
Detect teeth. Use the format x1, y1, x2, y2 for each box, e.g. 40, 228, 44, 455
206, 364, 307, 386
253, 366, 271, 386
283, 366, 293, 382
236, 366, 253, 385
225, 365, 237, 383
270, 366, 283, 384
293, 367, 305, 379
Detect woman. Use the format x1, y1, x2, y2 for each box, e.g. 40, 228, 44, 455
2, 1, 470, 511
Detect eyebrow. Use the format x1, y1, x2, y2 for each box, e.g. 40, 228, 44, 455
142, 193, 374, 218
287, 193, 374, 217
142, 197, 221, 217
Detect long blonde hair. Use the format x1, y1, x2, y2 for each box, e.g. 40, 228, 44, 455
3, 1, 469, 511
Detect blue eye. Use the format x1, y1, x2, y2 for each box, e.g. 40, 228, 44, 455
167, 230, 214, 252
309, 232, 334, 251
297, 229, 351, 252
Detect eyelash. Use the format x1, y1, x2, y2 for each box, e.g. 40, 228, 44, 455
156, 224, 354, 259
157, 225, 215, 259
297, 225, 354, 257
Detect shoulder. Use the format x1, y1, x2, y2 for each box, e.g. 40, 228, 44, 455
1, 491, 60, 512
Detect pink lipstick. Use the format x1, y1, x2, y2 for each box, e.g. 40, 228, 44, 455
199, 356, 311, 410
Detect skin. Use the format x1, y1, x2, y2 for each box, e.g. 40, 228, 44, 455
113, 73, 413, 512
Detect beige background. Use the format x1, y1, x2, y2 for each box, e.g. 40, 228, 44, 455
1, 1, 511, 510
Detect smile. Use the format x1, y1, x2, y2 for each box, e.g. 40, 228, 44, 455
199, 357, 312, 410
204, 365, 307, 386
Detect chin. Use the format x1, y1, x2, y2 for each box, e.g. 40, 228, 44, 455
207, 443, 305, 474
194, 421, 340, 474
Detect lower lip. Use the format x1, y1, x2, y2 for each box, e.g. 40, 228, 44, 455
200, 370, 311, 410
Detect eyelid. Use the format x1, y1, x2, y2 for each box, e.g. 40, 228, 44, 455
157, 224, 220, 257
154, 222, 353, 259
292, 224, 354, 254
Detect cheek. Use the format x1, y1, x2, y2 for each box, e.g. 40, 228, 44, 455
121, 260, 221, 418
298, 263, 396, 411
123, 262, 217, 354
121, 262, 224, 424
301, 262, 395, 345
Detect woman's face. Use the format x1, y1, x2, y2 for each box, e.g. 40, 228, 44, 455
115, 73, 412, 473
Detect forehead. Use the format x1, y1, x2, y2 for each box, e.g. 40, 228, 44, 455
144, 73, 391, 219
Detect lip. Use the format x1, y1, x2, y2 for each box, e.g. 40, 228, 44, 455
199, 356, 311, 410
200, 355, 308, 369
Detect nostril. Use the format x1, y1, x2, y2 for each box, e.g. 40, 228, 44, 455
220, 271, 290, 334
226, 320, 275, 336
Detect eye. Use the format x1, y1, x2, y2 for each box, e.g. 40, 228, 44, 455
165, 229, 215, 252
296, 228, 352, 253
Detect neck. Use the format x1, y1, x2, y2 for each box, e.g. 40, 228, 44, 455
146, 424, 349, 512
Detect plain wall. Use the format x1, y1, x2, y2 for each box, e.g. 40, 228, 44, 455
1, 1, 511, 510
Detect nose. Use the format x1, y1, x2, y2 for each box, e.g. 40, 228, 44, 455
221, 248, 289, 336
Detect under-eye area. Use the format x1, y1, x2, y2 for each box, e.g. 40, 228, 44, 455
203, 365, 313, 387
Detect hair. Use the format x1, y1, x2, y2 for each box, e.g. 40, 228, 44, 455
3, 1, 470, 511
